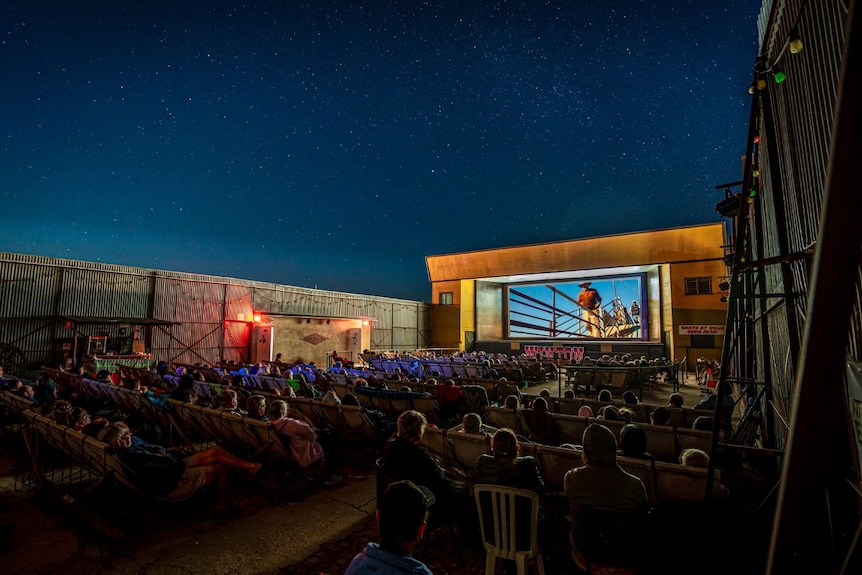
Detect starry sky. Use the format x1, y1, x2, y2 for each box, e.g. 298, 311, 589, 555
1, 1, 762, 302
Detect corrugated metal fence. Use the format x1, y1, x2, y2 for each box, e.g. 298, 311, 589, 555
0, 252, 430, 370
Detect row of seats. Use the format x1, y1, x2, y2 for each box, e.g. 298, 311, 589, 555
419, 426, 725, 510
485, 406, 713, 463
165, 397, 380, 450
522, 392, 716, 427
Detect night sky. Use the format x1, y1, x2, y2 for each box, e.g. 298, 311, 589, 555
1, 1, 762, 302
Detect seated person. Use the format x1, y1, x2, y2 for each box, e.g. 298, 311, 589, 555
680, 448, 710, 468
168, 374, 197, 402
382, 410, 461, 523
341, 393, 361, 406
33, 371, 57, 405
344, 480, 432, 575
692, 415, 715, 431
458, 412, 487, 436
246, 395, 268, 421
668, 392, 684, 408
617, 406, 636, 423
597, 404, 620, 421
434, 379, 463, 422
522, 396, 557, 445
577, 405, 594, 418
99, 421, 260, 516
330, 350, 354, 369
218, 388, 247, 416
476, 427, 547, 547
476, 428, 545, 497
564, 424, 649, 571
503, 394, 520, 409
616, 424, 654, 460
694, 385, 735, 436
15, 384, 39, 405
649, 406, 671, 426
267, 399, 325, 468
597, 389, 613, 403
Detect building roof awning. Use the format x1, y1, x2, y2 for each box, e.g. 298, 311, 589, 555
12, 315, 180, 326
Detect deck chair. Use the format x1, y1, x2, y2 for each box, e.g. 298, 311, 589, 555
474, 483, 545, 575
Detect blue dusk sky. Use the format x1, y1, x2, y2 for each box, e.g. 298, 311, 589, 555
1, 1, 762, 302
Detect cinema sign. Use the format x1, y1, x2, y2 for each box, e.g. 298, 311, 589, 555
678, 324, 726, 336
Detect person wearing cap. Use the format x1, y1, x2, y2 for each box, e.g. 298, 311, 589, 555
344, 479, 433, 575
577, 281, 603, 337
564, 423, 648, 569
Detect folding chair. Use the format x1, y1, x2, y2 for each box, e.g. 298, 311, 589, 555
473, 483, 545, 575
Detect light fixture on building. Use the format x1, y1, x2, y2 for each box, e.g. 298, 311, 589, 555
716, 193, 741, 218
772, 65, 787, 84
789, 30, 803, 54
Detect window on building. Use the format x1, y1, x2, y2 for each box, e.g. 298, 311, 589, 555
684, 276, 713, 295
439, 292, 453, 305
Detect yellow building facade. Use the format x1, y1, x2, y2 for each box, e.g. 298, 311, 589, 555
425, 223, 728, 363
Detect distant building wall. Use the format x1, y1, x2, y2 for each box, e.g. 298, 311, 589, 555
0, 252, 430, 371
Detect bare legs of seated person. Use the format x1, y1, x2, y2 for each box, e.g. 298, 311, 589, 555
184, 446, 262, 512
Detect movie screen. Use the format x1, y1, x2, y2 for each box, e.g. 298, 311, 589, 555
508, 275, 644, 339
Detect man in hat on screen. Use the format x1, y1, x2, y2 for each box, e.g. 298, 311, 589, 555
577, 281, 603, 337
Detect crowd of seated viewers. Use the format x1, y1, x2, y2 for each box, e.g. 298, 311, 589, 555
98, 420, 261, 517
3, 357, 724, 572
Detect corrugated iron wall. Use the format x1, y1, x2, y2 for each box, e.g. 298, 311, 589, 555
724, 0, 862, 570
736, 0, 853, 447
0, 252, 430, 369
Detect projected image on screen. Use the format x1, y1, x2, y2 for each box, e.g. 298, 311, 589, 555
508, 275, 644, 339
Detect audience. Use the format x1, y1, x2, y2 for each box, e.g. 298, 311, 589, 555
617, 406, 636, 423
458, 412, 485, 435
246, 395, 268, 421
476, 428, 545, 496
503, 394, 520, 409
649, 406, 671, 426
577, 405, 594, 418
344, 480, 433, 575
668, 392, 684, 408
99, 420, 260, 517
522, 396, 557, 445
268, 399, 341, 484
476, 428, 547, 547
218, 388, 247, 416
382, 410, 461, 524
597, 404, 620, 421
616, 424, 654, 460
692, 416, 715, 432
680, 448, 710, 468
564, 424, 649, 571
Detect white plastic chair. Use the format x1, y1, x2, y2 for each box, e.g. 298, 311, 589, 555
473, 483, 545, 575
